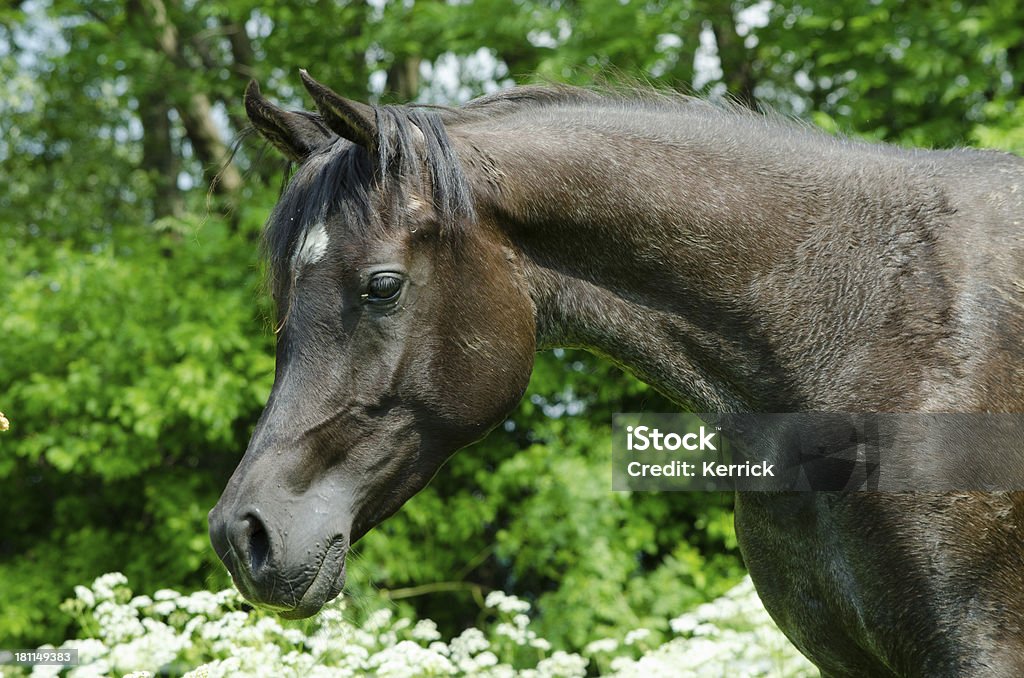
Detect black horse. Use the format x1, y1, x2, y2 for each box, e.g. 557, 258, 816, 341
210, 72, 1024, 676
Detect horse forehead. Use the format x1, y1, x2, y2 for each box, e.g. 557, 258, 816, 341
293, 221, 330, 269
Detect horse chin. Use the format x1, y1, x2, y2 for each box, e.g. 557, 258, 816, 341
277, 538, 348, 620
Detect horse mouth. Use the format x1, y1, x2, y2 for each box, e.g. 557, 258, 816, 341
277, 535, 348, 620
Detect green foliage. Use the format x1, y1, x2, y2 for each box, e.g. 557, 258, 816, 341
3, 0, 1024, 659
0, 215, 272, 645
749, 0, 1024, 147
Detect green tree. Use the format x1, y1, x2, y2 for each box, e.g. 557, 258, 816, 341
4, 0, 1024, 651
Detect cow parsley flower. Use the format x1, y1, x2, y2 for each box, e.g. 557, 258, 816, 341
411, 618, 442, 642
449, 627, 489, 657
40, 571, 816, 678
91, 572, 128, 602
361, 608, 391, 633
369, 640, 456, 677
152, 589, 180, 602
624, 628, 651, 646
74, 586, 96, 608
484, 591, 531, 614
534, 650, 588, 678
583, 638, 619, 655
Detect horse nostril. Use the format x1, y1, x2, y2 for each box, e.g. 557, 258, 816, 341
246, 515, 271, 574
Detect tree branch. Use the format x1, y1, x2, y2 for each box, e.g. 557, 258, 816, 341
380, 581, 488, 608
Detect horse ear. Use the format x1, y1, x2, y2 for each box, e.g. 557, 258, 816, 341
244, 80, 333, 163
299, 69, 378, 153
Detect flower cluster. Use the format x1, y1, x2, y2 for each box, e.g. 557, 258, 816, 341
603, 577, 817, 677
19, 573, 815, 677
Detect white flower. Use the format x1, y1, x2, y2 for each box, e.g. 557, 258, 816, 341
67, 661, 112, 678
183, 615, 207, 635
254, 616, 285, 636
692, 622, 719, 637
315, 606, 346, 627
369, 640, 456, 677
411, 619, 441, 642
199, 611, 248, 641
669, 614, 699, 635
530, 637, 552, 651
280, 649, 318, 672
92, 573, 128, 602
128, 595, 153, 610
455, 649, 500, 675
428, 641, 451, 656
63, 638, 108, 664
583, 638, 619, 655
282, 628, 305, 645
484, 591, 531, 614
609, 655, 638, 673
184, 656, 239, 678
364, 608, 393, 632
44, 571, 818, 678
151, 601, 176, 617
214, 588, 241, 606
495, 622, 530, 645
449, 627, 489, 658
624, 628, 651, 646
94, 601, 145, 644
152, 589, 180, 602
29, 663, 62, 678
74, 586, 95, 608
534, 650, 587, 678
105, 619, 190, 673
180, 590, 219, 616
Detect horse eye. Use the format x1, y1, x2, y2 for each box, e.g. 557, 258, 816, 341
366, 274, 403, 302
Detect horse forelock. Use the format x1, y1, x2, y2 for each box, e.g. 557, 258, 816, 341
262, 105, 477, 304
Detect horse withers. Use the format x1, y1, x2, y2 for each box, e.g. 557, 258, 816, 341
209, 72, 1024, 676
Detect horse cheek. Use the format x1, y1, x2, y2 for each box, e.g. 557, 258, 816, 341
437, 267, 535, 444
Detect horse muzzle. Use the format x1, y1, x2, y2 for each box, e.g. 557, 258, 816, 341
208, 503, 348, 618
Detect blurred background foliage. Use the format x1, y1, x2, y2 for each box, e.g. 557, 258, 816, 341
2, 0, 1023, 653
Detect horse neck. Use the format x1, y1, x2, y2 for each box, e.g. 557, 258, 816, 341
456, 106, 915, 412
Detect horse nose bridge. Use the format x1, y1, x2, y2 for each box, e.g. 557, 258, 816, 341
243, 395, 347, 466
245, 368, 321, 442
224, 410, 324, 502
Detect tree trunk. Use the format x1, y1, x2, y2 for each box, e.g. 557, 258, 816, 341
386, 56, 422, 102
127, 0, 182, 218
222, 18, 255, 82
139, 0, 242, 197
139, 89, 183, 218
180, 91, 242, 194
702, 3, 758, 110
